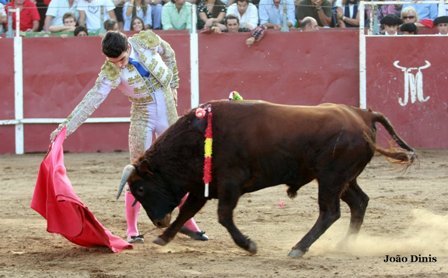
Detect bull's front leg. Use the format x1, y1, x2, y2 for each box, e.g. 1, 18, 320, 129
218, 189, 257, 254
153, 194, 207, 245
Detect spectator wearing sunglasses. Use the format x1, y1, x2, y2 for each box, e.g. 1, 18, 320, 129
401, 6, 430, 29
402, 0, 438, 28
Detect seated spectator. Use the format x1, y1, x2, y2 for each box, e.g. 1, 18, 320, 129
259, 0, 295, 30
402, 0, 437, 22
123, 0, 152, 31
197, 0, 227, 30
5, 0, 41, 32
335, 0, 359, 28
130, 16, 146, 32
434, 16, 448, 35
74, 25, 88, 36
43, 0, 78, 32
208, 14, 266, 46
295, 0, 330, 28
48, 12, 77, 33
301, 16, 319, 31
149, 0, 163, 30
210, 14, 250, 32
104, 18, 119, 30
401, 6, 429, 29
380, 14, 402, 35
78, 0, 116, 33
399, 22, 417, 34
161, 0, 192, 31
226, 0, 258, 30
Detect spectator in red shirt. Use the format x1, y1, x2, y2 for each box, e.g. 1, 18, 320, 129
5, 0, 40, 32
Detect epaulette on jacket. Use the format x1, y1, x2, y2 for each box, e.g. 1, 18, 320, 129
100, 60, 120, 81
130, 30, 160, 50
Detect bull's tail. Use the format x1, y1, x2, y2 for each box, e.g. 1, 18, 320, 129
371, 112, 417, 165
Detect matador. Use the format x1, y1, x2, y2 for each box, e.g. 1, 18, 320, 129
50, 31, 208, 243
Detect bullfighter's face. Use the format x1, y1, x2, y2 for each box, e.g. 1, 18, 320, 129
128, 174, 178, 228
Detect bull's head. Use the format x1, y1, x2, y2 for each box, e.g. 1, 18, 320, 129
117, 161, 180, 228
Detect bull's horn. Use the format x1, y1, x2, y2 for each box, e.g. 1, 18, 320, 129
116, 164, 135, 200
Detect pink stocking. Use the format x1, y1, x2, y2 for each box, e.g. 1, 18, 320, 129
179, 193, 201, 232
125, 191, 141, 238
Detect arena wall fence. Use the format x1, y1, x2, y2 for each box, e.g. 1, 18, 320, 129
1, 7, 447, 153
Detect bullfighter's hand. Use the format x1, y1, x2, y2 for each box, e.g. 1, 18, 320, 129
171, 88, 178, 106
50, 125, 64, 143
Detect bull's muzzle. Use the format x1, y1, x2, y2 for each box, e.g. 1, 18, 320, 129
153, 214, 171, 228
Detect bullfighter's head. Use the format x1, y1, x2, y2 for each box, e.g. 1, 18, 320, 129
117, 160, 180, 228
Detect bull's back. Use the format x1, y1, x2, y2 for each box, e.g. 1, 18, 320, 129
207, 101, 375, 185
210, 101, 371, 149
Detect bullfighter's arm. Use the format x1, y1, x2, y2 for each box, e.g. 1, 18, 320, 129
50, 62, 120, 141
157, 39, 179, 90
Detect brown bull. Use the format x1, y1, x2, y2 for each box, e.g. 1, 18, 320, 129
117, 101, 416, 257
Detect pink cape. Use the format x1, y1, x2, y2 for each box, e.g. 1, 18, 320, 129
30, 128, 132, 253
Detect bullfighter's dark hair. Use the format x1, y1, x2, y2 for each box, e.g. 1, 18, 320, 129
102, 31, 128, 58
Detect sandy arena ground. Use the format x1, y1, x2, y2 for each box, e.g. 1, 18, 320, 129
0, 149, 447, 277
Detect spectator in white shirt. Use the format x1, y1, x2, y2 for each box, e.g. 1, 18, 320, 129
226, 0, 258, 30
78, 0, 116, 33
43, 0, 79, 32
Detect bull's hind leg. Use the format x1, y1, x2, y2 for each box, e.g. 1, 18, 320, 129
288, 181, 342, 258
217, 184, 257, 254
340, 179, 369, 236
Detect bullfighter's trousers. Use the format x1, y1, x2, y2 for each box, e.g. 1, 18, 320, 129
125, 89, 201, 238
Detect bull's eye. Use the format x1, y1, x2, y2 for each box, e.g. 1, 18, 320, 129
136, 186, 144, 196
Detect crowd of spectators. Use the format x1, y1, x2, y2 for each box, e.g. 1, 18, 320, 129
1, 0, 448, 37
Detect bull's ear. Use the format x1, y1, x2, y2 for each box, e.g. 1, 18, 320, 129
136, 159, 154, 177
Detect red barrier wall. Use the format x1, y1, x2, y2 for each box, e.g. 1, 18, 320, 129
366, 36, 448, 148
1, 30, 446, 153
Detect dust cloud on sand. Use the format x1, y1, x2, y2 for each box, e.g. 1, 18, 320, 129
311, 209, 448, 257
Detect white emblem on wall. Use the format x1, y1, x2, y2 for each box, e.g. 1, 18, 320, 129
393, 60, 431, 106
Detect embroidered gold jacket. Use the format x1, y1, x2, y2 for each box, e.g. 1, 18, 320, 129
57, 30, 180, 137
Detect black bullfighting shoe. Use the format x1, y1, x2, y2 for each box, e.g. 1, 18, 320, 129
127, 234, 144, 243
179, 227, 209, 241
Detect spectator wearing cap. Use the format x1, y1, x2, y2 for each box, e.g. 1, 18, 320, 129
380, 14, 402, 35
399, 22, 417, 35
434, 16, 448, 35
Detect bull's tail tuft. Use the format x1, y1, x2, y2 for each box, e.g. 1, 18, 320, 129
371, 112, 417, 167
375, 146, 417, 166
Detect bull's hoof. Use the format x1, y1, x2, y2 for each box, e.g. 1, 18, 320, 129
153, 237, 168, 246
288, 248, 307, 258
247, 241, 257, 255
